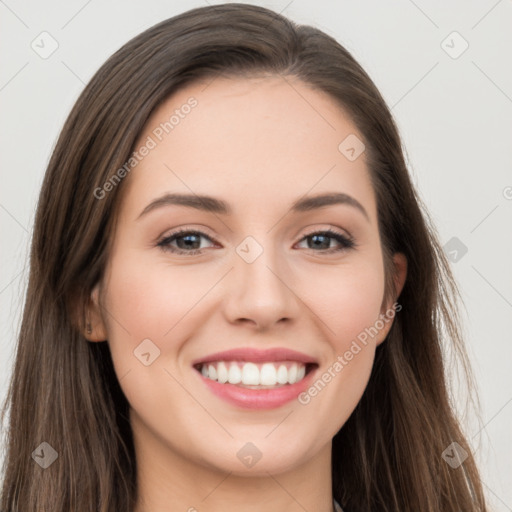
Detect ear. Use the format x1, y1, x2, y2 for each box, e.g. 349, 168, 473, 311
84, 283, 108, 342
375, 252, 407, 346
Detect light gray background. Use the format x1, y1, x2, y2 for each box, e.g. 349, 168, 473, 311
1, 0, 511, 509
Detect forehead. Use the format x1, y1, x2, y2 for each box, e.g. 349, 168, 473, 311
121, 75, 376, 221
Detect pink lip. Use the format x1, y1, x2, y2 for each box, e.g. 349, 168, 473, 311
195, 365, 318, 410
191, 347, 318, 366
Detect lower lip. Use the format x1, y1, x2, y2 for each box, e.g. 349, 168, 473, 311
195, 366, 318, 410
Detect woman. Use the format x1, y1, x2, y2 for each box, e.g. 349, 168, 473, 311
0, 3, 488, 511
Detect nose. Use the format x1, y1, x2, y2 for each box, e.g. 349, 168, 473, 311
222, 236, 301, 330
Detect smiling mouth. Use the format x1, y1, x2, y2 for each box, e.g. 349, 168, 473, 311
193, 361, 318, 389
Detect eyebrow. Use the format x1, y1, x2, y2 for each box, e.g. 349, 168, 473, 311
137, 192, 370, 221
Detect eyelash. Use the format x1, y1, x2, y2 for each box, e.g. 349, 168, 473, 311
156, 228, 356, 256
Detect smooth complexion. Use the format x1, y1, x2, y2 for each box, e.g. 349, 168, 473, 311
86, 75, 407, 512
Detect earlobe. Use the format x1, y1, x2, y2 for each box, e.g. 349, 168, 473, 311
84, 284, 108, 342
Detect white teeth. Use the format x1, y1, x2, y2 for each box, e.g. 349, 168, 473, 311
199, 361, 309, 387
228, 363, 242, 384
217, 361, 229, 384
276, 364, 288, 384
242, 362, 260, 385
260, 363, 277, 385
288, 363, 298, 384
208, 364, 217, 381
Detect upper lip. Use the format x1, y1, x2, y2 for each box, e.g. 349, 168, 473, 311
191, 348, 319, 367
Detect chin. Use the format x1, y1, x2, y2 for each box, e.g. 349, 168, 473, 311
195, 436, 319, 477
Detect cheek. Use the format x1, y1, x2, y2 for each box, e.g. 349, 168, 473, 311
99, 255, 209, 426
103, 252, 212, 341
295, 269, 384, 425
295, 264, 385, 416
301, 259, 385, 347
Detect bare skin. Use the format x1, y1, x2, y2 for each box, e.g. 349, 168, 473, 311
86, 74, 407, 512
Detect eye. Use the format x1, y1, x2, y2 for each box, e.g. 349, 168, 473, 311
295, 228, 355, 254
157, 227, 356, 256
157, 229, 217, 255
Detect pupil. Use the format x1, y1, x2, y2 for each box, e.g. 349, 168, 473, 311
311, 234, 329, 249
179, 234, 200, 250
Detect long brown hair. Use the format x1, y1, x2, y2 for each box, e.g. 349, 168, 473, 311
1, 3, 488, 510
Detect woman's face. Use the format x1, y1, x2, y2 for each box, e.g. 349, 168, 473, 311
90, 75, 406, 476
